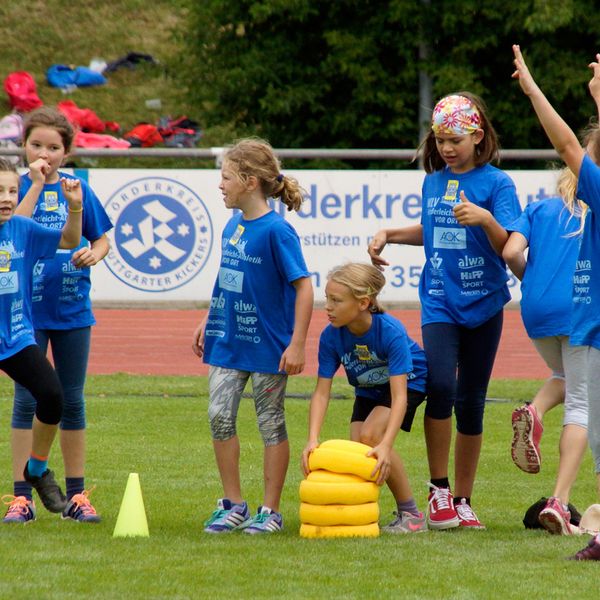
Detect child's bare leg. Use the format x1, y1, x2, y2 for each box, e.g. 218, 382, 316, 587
552, 424, 588, 504
357, 407, 414, 502
531, 377, 565, 420
213, 437, 243, 503
263, 440, 289, 512
454, 432, 482, 499
424, 415, 452, 480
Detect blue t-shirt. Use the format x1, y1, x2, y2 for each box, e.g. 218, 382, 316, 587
317, 312, 428, 399
0, 216, 61, 360
571, 154, 600, 349
420, 164, 521, 328
203, 210, 310, 374
508, 197, 580, 338
19, 172, 113, 330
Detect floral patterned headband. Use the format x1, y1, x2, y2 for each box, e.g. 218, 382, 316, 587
431, 95, 482, 135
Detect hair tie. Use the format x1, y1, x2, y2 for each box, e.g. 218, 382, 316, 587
276, 174, 284, 183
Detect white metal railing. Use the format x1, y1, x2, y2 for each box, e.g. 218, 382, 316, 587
0, 146, 559, 165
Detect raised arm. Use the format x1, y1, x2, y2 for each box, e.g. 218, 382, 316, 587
512, 44, 584, 176
58, 178, 83, 249
589, 53, 600, 121
15, 159, 50, 217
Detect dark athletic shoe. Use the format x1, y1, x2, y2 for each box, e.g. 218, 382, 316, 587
23, 465, 67, 513
569, 534, 600, 561
62, 490, 101, 523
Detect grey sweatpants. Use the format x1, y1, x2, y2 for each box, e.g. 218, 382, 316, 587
586, 346, 600, 473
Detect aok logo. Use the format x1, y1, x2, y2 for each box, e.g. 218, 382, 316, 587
104, 177, 213, 292
433, 227, 466, 249
218, 267, 244, 293
0, 272, 18, 295
356, 367, 389, 386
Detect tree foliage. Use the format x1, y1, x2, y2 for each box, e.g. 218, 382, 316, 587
177, 0, 600, 156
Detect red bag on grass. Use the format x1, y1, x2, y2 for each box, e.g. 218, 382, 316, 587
123, 123, 163, 147
3, 72, 43, 112
58, 100, 107, 133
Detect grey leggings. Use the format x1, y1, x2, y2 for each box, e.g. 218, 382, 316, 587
586, 346, 600, 473
208, 366, 288, 446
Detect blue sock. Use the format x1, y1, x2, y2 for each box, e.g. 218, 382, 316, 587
27, 455, 48, 478
397, 498, 420, 517
14, 481, 33, 502
66, 477, 85, 501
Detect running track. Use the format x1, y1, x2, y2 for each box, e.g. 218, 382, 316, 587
88, 308, 547, 379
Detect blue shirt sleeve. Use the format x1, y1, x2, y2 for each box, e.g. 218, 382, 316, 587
317, 327, 341, 379
490, 175, 522, 228
81, 179, 113, 242
507, 204, 532, 240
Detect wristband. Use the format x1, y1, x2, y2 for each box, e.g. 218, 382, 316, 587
68, 206, 83, 213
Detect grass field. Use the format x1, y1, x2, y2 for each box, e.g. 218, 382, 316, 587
0, 374, 597, 599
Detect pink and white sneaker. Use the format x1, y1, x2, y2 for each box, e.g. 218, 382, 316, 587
511, 404, 543, 474
539, 497, 574, 535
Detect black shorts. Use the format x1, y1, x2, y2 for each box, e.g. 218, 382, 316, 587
350, 387, 427, 433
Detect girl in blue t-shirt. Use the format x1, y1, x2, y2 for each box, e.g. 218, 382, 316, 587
192, 138, 313, 535
0, 157, 83, 521
503, 169, 588, 535
368, 93, 521, 531
3, 107, 112, 525
513, 45, 600, 560
301, 263, 428, 533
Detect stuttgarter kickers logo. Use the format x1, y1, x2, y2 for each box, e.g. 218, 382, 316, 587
104, 177, 213, 292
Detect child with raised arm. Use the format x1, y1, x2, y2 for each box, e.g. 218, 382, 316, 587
368, 93, 521, 530
503, 165, 588, 535
192, 138, 313, 535
302, 263, 428, 533
0, 157, 82, 519
3, 107, 112, 525
512, 44, 600, 559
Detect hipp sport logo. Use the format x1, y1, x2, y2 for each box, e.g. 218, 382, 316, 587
104, 177, 213, 292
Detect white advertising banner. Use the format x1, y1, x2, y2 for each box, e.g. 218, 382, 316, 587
86, 168, 560, 303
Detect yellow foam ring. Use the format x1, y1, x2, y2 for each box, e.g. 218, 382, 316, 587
299, 480, 380, 505
300, 522, 380, 539
300, 502, 379, 526
306, 470, 366, 484
319, 439, 373, 455
308, 447, 379, 482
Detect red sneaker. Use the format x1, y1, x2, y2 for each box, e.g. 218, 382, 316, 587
539, 497, 573, 535
427, 484, 459, 530
455, 498, 485, 529
569, 534, 600, 561
511, 404, 543, 474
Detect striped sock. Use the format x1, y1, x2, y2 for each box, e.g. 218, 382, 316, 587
14, 480, 33, 502
66, 477, 85, 501
27, 454, 48, 478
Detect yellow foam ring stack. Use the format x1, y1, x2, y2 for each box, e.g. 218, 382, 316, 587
300, 439, 381, 538
300, 523, 380, 538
